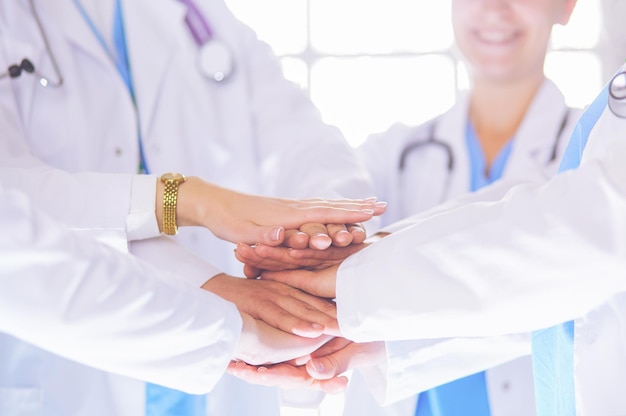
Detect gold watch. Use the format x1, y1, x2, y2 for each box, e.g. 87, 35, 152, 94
160, 172, 187, 235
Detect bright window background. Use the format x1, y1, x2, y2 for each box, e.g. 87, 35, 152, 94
222, 0, 603, 413
226, 0, 603, 149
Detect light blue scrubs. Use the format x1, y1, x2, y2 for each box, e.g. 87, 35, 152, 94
414, 122, 514, 416
531, 82, 609, 416
72, 0, 205, 414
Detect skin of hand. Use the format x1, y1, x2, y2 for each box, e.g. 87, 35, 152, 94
232, 312, 335, 365
305, 339, 386, 381
260, 263, 340, 299
227, 360, 349, 394
201, 273, 341, 337
155, 176, 386, 246
284, 222, 370, 250
235, 242, 368, 279
227, 337, 385, 393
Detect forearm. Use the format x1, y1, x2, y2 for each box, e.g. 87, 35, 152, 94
337, 159, 626, 341
0, 190, 241, 393
362, 335, 530, 405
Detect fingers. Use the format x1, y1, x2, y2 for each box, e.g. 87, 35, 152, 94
235, 243, 303, 273
326, 223, 353, 247
294, 198, 387, 218
243, 264, 262, 279
286, 244, 367, 263
297, 206, 377, 229
259, 294, 340, 338
201, 275, 337, 337
300, 223, 332, 250
306, 341, 386, 380
291, 337, 353, 366
227, 361, 349, 394
261, 267, 338, 299
237, 225, 285, 247
347, 224, 367, 244
283, 229, 310, 249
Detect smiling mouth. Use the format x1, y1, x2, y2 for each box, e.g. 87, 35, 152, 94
474, 30, 520, 45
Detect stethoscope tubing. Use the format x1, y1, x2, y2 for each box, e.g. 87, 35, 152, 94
1, 0, 233, 86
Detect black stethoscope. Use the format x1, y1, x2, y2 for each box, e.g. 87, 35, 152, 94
398, 109, 572, 175
0, 0, 234, 86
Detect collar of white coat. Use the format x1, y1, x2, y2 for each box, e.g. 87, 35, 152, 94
436, 78, 573, 178
38, 0, 187, 138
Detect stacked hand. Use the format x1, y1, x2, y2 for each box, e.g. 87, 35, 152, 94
222, 206, 389, 393
186, 184, 387, 376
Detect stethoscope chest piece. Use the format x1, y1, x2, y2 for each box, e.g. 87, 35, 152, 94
198, 39, 233, 82
609, 71, 626, 118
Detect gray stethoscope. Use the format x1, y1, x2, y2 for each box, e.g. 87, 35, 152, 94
397, 109, 573, 206
0, 0, 234, 86
399, 109, 572, 175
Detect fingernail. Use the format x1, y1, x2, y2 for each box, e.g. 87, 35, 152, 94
272, 227, 283, 241
311, 322, 324, 331
310, 359, 325, 373
364, 196, 377, 202
360, 209, 374, 214
375, 201, 387, 208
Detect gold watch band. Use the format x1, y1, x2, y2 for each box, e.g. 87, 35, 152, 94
160, 173, 186, 235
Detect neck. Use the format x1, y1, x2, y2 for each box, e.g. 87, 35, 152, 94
469, 75, 545, 168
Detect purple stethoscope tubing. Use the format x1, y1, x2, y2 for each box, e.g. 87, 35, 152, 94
178, 0, 235, 82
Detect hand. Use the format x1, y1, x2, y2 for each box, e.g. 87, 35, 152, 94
284, 222, 370, 250
202, 273, 340, 337
232, 313, 335, 365
305, 339, 386, 380
261, 264, 340, 299
227, 360, 349, 394
166, 176, 386, 247
227, 337, 385, 392
235, 242, 368, 278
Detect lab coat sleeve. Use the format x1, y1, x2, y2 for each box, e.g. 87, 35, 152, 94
358, 123, 421, 231
235, 22, 375, 202
0, 85, 135, 238
359, 334, 530, 405
0, 189, 241, 394
336, 105, 626, 342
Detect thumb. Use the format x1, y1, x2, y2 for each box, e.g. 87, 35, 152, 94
306, 353, 348, 380
249, 226, 285, 246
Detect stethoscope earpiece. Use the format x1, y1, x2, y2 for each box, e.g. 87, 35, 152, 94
608, 71, 626, 119
4, 59, 36, 79
21, 58, 35, 74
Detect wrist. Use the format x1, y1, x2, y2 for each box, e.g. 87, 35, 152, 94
157, 172, 188, 235
176, 176, 223, 230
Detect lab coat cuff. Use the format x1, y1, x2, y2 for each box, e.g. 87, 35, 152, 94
336, 251, 368, 341
354, 340, 440, 406
127, 174, 160, 241
363, 335, 533, 406
130, 237, 223, 288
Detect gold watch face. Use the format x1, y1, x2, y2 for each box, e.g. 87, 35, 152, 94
161, 172, 185, 182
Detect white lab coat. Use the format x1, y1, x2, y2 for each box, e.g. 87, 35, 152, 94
345, 79, 580, 415
336, 72, 626, 415
0, 0, 374, 415
0, 187, 241, 413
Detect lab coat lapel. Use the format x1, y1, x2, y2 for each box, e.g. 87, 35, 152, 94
122, 0, 187, 141
505, 79, 570, 180
49, 0, 112, 70
437, 92, 472, 197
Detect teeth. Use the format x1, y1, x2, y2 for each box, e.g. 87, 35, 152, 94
478, 31, 513, 43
